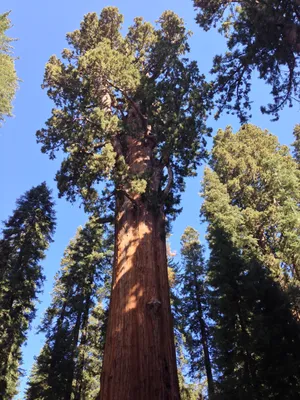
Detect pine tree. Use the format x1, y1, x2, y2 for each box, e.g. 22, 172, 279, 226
0, 11, 18, 125
0, 183, 55, 399
201, 124, 300, 398
193, 0, 300, 121
36, 7, 211, 399
180, 227, 214, 399
25, 216, 112, 400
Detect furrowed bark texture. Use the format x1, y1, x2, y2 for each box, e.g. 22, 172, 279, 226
99, 133, 180, 399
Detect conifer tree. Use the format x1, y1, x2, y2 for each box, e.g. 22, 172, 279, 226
201, 124, 300, 398
203, 124, 300, 294
168, 251, 203, 400
206, 227, 300, 399
292, 124, 300, 164
37, 7, 211, 399
180, 227, 214, 399
0, 11, 18, 125
25, 217, 112, 400
0, 183, 55, 399
193, 0, 300, 121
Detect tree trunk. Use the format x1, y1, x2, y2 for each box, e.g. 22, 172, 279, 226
194, 275, 214, 399
99, 194, 180, 399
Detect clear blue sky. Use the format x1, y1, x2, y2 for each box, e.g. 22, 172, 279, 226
0, 1, 298, 398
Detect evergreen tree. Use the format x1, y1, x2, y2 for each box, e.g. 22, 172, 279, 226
193, 0, 300, 121
168, 239, 207, 400
0, 183, 55, 399
0, 11, 18, 125
201, 124, 300, 398
37, 7, 211, 399
203, 124, 300, 294
292, 124, 300, 164
25, 217, 112, 400
206, 228, 300, 399
74, 301, 107, 400
180, 227, 214, 399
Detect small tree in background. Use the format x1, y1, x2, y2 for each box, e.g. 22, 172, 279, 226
25, 217, 112, 400
180, 227, 214, 399
292, 124, 300, 164
0, 11, 18, 125
0, 183, 55, 399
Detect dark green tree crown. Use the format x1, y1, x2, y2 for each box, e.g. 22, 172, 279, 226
0, 182, 55, 276
37, 7, 212, 218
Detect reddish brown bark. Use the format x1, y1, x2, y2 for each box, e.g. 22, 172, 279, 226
99, 198, 180, 399
99, 130, 180, 399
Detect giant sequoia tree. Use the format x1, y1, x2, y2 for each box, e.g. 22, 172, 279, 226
203, 124, 300, 290
0, 11, 18, 125
26, 217, 112, 400
201, 125, 300, 398
36, 7, 211, 399
193, 0, 300, 121
206, 228, 300, 399
0, 183, 55, 399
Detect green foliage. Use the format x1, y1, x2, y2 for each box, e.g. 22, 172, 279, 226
37, 6, 211, 218
202, 124, 300, 284
179, 227, 214, 398
0, 183, 55, 399
25, 217, 112, 400
194, 0, 300, 121
207, 229, 300, 399
201, 124, 300, 398
168, 237, 207, 400
0, 12, 18, 125
292, 124, 300, 164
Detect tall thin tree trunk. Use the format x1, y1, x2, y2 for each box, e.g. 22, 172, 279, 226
194, 275, 214, 399
74, 291, 93, 400
65, 310, 83, 400
99, 196, 180, 399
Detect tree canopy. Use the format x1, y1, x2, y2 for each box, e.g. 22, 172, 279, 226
202, 124, 300, 289
193, 0, 300, 121
37, 6, 211, 220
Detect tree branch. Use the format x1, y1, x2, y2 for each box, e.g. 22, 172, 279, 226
118, 188, 139, 207
104, 78, 148, 129
95, 215, 114, 224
